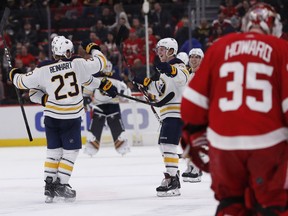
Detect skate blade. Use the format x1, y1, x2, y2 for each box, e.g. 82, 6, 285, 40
183, 177, 201, 183
157, 189, 181, 197
45, 196, 54, 203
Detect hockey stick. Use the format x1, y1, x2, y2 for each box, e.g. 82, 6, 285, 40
0, 7, 33, 141
115, 25, 164, 121
117, 91, 175, 108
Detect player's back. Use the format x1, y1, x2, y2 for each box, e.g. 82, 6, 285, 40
190, 32, 288, 150
36, 58, 90, 119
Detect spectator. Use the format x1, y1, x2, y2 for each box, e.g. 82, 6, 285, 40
192, 18, 212, 51
15, 45, 36, 67
149, 2, 173, 38
90, 20, 108, 43
131, 17, 145, 38
15, 21, 38, 54
104, 31, 119, 66
98, 6, 115, 26
64, 0, 83, 19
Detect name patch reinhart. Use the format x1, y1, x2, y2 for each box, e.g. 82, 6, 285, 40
49, 62, 72, 73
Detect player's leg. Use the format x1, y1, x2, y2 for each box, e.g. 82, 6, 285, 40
54, 117, 82, 202
209, 145, 253, 215
106, 104, 130, 155
44, 116, 65, 203
84, 110, 106, 156
156, 117, 182, 197
248, 141, 288, 215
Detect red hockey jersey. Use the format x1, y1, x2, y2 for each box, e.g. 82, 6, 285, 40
181, 32, 288, 150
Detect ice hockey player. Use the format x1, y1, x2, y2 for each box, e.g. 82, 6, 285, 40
181, 3, 288, 215
9, 36, 117, 203
181, 47, 204, 183
133, 37, 189, 197
83, 60, 131, 156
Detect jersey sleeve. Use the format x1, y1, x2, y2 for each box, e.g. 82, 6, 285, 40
12, 68, 41, 90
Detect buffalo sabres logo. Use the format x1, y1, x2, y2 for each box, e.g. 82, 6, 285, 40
154, 78, 166, 97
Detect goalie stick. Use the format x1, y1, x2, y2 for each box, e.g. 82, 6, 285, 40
0, 7, 33, 141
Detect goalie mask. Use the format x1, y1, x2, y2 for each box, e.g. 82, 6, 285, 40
156, 38, 178, 58
52, 36, 74, 59
242, 3, 282, 37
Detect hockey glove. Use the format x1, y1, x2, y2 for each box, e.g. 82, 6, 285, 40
133, 76, 152, 87
181, 124, 209, 173
99, 77, 117, 98
81, 40, 101, 54
155, 62, 177, 77
9, 68, 24, 81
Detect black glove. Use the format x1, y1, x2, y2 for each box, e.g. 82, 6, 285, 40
83, 96, 92, 107
99, 77, 117, 98
133, 76, 152, 87
9, 68, 24, 81
81, 40, 101, 54
155, 62, 177, 77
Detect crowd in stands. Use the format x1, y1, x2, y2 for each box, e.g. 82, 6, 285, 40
0, 0, 287, 105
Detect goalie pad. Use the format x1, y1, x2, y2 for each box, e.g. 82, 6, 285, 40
84, 131, 100, 157
114, 131, 130, 156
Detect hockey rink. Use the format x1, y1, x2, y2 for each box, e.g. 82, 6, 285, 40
0, 145, 217, 216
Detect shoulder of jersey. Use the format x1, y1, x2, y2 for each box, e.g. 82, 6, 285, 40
169, 57, 185, 65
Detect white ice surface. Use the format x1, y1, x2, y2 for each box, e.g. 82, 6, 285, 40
0, 145, 217, 216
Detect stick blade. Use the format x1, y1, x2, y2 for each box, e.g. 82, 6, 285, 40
154, 92, 175, 107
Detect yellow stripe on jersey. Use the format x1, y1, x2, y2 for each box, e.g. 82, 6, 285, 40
45, 103, 83, 112
164, 157, 179, 163
98, 54, 107, 69
160, 106, 180, 114
58, 162, 73, 171
45, 161, 59, 169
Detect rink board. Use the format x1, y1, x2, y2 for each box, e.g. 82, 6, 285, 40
0, 102, 161, 147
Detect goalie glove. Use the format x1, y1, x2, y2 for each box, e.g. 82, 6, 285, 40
99, 77, 117, 98
155, 62, 177, 77
181, 124, 209, 172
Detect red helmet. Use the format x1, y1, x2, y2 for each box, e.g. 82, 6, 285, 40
242, 3, 282, 37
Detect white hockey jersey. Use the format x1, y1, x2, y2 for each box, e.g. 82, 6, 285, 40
148, 58, 189, 120
12, 49, 107, 119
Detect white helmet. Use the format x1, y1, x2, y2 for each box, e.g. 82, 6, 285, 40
189, 48, 204, 58
242, 3, 282, 37
52, 36, 74, 58
103, 60, 113, 73
176, 52, 189, 65
156, 37, 178, 56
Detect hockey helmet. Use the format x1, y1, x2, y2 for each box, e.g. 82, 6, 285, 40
52, 36, 74, 59
188, 48, 204, 58
176, 52, 189, 65
242, 3, 282, 37
156, 38, 178, 56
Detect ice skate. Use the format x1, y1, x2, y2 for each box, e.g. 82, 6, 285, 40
156, 172, 181, 197
182, 165, 202, 183
115, 138, 130, 156
83, 139, 99, 157
44, 176, 55, 203
54, 178, 76, 202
